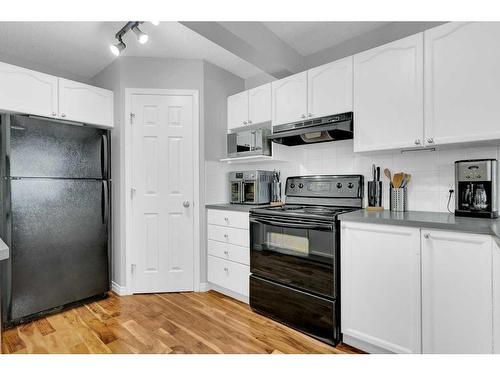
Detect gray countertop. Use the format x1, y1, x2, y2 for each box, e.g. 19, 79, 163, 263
206, 203, 271, 212
0, 237, 9, 261
339, 209, 500, 242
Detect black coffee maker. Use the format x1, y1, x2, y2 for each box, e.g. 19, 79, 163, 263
455, 159, 498, 218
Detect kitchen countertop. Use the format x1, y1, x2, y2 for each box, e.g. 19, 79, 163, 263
0, 237, 9, 261
206, 203, 271, 212
339, 209, 500, 242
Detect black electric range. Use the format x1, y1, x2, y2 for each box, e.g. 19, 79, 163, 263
249, 175, 364, 346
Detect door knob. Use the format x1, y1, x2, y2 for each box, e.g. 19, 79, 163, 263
183, 201, 190, 208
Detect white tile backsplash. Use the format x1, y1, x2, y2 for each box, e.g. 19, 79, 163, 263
205, 140, 500, 212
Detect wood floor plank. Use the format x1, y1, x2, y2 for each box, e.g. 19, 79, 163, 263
1, 291, 363, 354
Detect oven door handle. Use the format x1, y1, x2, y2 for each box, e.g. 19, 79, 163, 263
250, 217, 333, 231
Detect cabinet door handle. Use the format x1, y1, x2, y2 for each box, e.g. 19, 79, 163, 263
424, 233, 430, 239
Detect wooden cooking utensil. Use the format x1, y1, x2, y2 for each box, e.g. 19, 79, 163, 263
392, 173, 404, 189
384, 168, 392, 187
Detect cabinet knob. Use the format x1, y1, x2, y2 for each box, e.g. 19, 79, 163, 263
61, 113, 66, 118
301, 114, 306, 119
243, 121, 247, 125
51, 112, 57, 116
183, 201, 190, 208
424, 233, 430, 239
427, 138, 434, 144
248, 120, 253, 124
308, 113, 313, 117
224, 267, 228, 272
414, 139, 421, 145
224, 250, 228, 255
224, 217, 229, 222
224, 234, 228, 239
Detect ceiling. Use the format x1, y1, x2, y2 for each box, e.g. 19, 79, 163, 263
263, 22, 392, 56
0, 21, 394, 80
0, 21, 263, 80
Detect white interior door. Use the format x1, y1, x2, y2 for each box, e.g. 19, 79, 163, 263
131, 93, 195, 293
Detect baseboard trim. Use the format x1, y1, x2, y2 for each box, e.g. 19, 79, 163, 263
209, 283, 249, 304
198, 282, 210, 292
111, 281, 127, 296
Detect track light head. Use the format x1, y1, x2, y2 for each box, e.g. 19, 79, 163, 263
132, 25, 149, 44
110, 39, 126, 56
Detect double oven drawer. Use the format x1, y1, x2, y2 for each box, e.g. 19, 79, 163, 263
250, 275, 337, 344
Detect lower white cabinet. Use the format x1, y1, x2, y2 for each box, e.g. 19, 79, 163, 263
341, 222, 421, 354
422, 230, 493, 354
494, 241, 500, 354
342, 221, 497, 354
207, 209, 250, 303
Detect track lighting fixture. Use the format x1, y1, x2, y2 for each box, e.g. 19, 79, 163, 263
132, 24, 149, 44
109, 21, 150, 56
110, 38, 126, 56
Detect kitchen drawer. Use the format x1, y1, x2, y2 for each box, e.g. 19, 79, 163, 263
207, 209, 249, 230
208, 224, 249, 248
208, 240, 250, 266
208, 255, 250, 296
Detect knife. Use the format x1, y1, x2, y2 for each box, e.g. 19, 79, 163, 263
372, 164, 376, 181
376, 167, 380, 182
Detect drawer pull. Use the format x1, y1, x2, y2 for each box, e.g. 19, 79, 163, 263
224, 234, 229, 239
224, 250, 229, 255
224, 267, 229, 272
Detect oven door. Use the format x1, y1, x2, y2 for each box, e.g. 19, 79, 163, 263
250, 214, 336, 298
230, 181, 242, 203
242, 181, 256, 204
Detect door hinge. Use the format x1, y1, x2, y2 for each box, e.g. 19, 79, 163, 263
131, 263, 136, 275
130, 112, 135, 124
130, 187, 136, 199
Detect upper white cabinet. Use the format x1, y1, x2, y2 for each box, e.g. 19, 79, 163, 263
424, 22, 500, 146
421, 230, 493, 354
0, 61, 113, 128
353, 33, 424, 152
248, 84, 271, 126
227, 83, 271, 132
0, 61, 58, 118
272, 71, 308, 126
341, 222, 421, 354
308, 56, 353, 119
58, 78, 113, 128
227, 90, 249, 131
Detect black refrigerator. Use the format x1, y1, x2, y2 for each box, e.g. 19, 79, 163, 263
0, 114, 111, 325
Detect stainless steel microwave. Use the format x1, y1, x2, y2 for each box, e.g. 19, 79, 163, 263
227, 128, 271, 158
229, 170, 273, 205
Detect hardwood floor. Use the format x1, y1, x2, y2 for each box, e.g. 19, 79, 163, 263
1, 291, 363, 354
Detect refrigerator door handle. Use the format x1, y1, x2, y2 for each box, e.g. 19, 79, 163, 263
102, 180, 109, 225
101, 134, 109, 179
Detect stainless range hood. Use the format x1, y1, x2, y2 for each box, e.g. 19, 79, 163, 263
268, 112, 353, 146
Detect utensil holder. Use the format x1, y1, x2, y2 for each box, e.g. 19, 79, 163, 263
390, 187, 407, 212
368, 181, 383, 207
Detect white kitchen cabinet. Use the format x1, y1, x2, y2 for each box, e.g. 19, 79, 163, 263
424, 22, 500, 147
353, 33, 424, 152
58, 78, 113, 128
307, 56, 353, 118
494, 241, 500, 354
227, 91, 249, 131
0, 61, 58, 118
248, 83, 271, 126
421, 229, 493, 354
207, 209, 250, 302
341, 222, 421, 354
272, 71, 308, 126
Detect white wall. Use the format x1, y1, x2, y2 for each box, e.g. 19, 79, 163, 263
206, 141, 500, 213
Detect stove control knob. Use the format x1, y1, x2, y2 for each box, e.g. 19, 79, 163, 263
347, 182, 354, 189
298, 183, 304, 188
336, 182, 343, 189
290, 183, 295, 188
